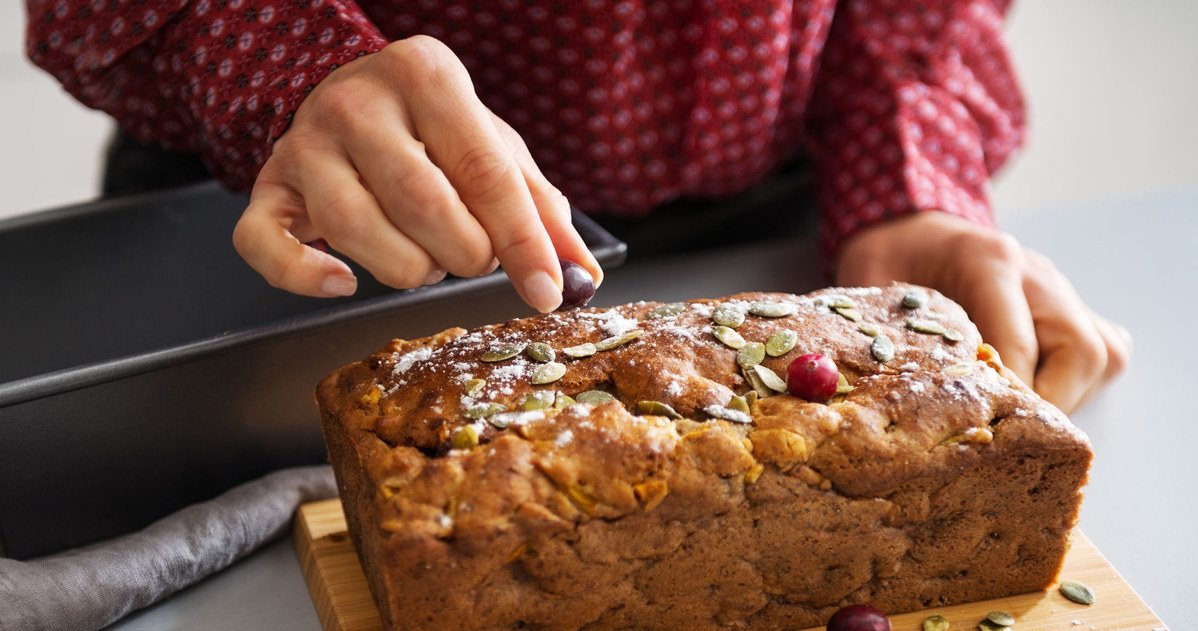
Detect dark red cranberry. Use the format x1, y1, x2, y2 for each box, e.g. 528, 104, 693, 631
825, 604, 891, 631
786, 353, 839, 402
557, 259, 596, 310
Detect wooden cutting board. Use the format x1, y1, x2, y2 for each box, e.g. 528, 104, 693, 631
294, 498, 1167, 631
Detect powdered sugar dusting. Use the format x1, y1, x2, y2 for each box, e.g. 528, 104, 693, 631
393, 347, 434, 376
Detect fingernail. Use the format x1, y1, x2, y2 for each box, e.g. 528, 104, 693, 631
484, 258, 500, 275
423, 267, 447, 286
521, 270, 562, 313
321, 273, 357, 297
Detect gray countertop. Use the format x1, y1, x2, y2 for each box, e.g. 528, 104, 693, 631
107, 187, 1195, 630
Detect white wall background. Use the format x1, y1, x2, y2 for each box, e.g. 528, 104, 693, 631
2, 1, 1196, 220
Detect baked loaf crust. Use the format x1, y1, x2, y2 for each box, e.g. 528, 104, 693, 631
315, 284, 1091, 630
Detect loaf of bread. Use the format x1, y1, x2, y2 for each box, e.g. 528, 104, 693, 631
315, 284, 1091, 630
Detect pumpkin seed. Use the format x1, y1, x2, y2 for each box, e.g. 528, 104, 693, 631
737, 342, 766, 369
713, 325, 747, 349
902, 289, 929, 309
907, 317, 947, 335
521, 390, 556, 411
986, 611, 1016, 627
978, 620, 1010, 631
525, 342, 556, 362
922, 614, 950, 631
481, 343, 525, 362
743, 366, 773, 399
832, 306, 862, 322
489, 411, 539, 429
829, 295, 857, 309
943, 328, 964, 343
452, 425, 479, 450
637, 400, 682, 419
943, 362, 973, 375
704, 405, 752, 424
576, 390, 616, 405
646, 302, 686, 319
464, 378, 487, 396
765, 330, 798, 356
728, 395, 751, 414
857, 322, 882, 337
1059, 580, 1095, 605
752, 364, 788, 393
562, 342, 597, 358
595, 330, 643, 351
463, 402, 506, 419
870, 334, 895, 362
531, 361, 566, 384
836, 372, 854, 395
713, 303, 746, 328
748, 301, 795, 318
554, 394, 576, 409
744, 390, 758, 406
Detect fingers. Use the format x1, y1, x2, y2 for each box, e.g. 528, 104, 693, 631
233, 182, 359, 298
954, 248, 1039, 388
498, 116, 604, 287
1020, 250, 1132, 413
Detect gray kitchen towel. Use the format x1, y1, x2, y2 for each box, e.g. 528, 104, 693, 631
0, 465, 338, 631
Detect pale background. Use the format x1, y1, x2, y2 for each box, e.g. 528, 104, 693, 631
2, 1, 1196, 220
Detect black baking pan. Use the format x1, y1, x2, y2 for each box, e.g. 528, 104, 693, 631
0, 181, 626, 559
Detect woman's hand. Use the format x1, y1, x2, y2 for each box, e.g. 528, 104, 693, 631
835, 211, 1131, 414
232, 36, 602, 313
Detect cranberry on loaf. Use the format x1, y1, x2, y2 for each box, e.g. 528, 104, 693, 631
315, 284, 1091, 631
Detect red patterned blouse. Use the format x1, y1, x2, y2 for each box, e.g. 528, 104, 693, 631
25, 0, 1025, 258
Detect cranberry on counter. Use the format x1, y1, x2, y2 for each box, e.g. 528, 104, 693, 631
825, 604, 891, 631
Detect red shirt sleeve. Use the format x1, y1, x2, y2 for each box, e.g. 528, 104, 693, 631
804, 0, 1026, 264
25, 0, 389, 191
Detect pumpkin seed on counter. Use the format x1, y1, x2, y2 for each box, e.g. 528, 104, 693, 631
595, 329, 642, 351
530, 362, 566, 384
525, 342, 556, 362
986, 611, 1016, 627
704, 404, 752, 424
713, 325, 747, 349
765, 330, 798, 356
576, 390, 617, 405
712, 303, 746, 328
1059, 580, 1095, 605
922, 614, 949, 631
870, 334, 895, 362
481, 343, 525, 362
645, 302, 686, 319
736, 342, 766, 369
748, 300, 795, 318
562, 342, 597, 358
636, 400, 682, 419
978, 620, 1011, 631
